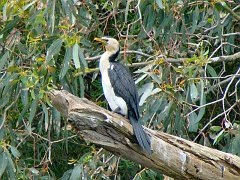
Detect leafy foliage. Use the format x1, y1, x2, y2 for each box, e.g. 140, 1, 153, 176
0, 0, 239, 179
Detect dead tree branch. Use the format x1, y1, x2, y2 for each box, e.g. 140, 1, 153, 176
49, 90, 240, 180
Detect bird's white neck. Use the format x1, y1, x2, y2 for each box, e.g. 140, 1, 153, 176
99, 50, 118, 73
99, 52, 111, 73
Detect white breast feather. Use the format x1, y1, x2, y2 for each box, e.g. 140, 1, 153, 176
101, 70, 127, 115
99, 52, 128, 116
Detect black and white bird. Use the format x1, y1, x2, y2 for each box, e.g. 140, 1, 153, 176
94, 37, 151, 154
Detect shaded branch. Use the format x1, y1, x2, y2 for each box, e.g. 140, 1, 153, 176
86, 51, 240, 64
211, 52, 240, 63
49, 90, 240, 180
76, 52, 240, 77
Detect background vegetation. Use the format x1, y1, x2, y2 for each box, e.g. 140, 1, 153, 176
0, 0, 239, 179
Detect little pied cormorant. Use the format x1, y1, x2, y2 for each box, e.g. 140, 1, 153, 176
94, 37, 151, 154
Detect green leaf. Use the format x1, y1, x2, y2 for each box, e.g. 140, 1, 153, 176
29, 167, 39, 175
195, 79, 206, 121
2, 3, 7, 21
191, 6, 199, 33
41, 102, 49, 131
213, 130, 224, 145
135, 74, 148, 84
52, 107, 61, 137
17, 102, 31, 127
0, 16, 20, 35
210, 126, 222, 132
155, 0, 163, 9
5, 150, 16, 176
78, 7, 90, 27
189, 112, 198, 132
46, 38, 63, 62
149, 73, 162, 85
207, 65, 218, 77
174, 108, 183, 133
49, 0, 56, 34
28, 98, 39, 124
22, 1, 37, 10
139, 82, 154, 106
20, 88, 29, 105
69, 165, 83, 180
10, 146, 20, 159
0, 52, 9, 72
60, 47, 71, 79
230, 136, 240, 155
78, 47, 87, 68
0, 152, 8, 177
145, 5, 156, 32
159, 100, 173, 121
190, 82, 198, 101
213, 8, 222, 38
125, 0, 130, 23
61, 169, 73, 180
72, 43, 81, 69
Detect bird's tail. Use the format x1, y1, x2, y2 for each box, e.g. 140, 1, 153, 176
129, 115, 151, 154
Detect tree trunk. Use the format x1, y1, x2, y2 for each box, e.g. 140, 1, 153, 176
49, 90, 240, 180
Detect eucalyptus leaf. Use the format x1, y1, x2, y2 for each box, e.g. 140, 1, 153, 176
10, 146, 20, 159
46, 38, 63, 62
188, 112, 198, 132
52, 107, 61, 137
29, 167, 39, 175
5, 150, 16, 173
28, 98, 39, 124
0, 152, 8, 177
155, 0, 163, 9
0, 51, 9, 72
69, 165, 83, 180
190, 82, 198, 101
135, 74, 148, 84
78, 47, 87, 68
20, 89, 29, 105
195, 79, 206, 122
139, 82, 154, 106
191, 6, 199, 33
60, 47, 71, 79
213, 130, 224, 145
207, 65, 218, 78
41, 102, 49, 131
0, 16, 20, 35
72, 43, 81, 69
210, 126, 222, 132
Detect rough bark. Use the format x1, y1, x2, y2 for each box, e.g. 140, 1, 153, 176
49, 90, 240, 180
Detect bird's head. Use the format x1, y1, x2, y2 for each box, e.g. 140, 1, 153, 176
94, 37, 119, 53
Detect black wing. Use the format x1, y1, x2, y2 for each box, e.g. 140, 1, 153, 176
108, 62, 140, 119
108, 62, 151, 154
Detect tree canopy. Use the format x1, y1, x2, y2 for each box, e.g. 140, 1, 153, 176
0, 0, 239, 179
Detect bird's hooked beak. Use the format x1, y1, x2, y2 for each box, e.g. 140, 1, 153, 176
94, 37, 107, 45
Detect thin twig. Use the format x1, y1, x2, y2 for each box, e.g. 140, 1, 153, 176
194, 101, 238, 141
222, 67, 240, 122
186, 68, 240, 117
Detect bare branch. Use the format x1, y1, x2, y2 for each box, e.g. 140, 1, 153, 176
211, 52, 240, 63
49, 90, 240, 180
